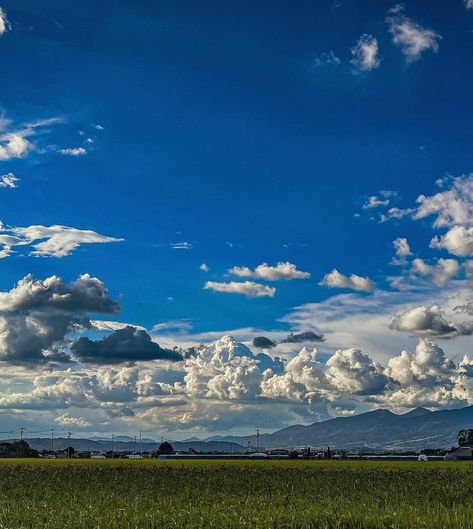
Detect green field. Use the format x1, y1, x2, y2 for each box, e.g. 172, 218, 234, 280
0, 459, 472, 528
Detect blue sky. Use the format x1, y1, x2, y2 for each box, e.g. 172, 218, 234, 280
1, 1, 473, 437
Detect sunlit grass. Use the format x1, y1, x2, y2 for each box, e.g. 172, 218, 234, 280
0, 459, 471, 528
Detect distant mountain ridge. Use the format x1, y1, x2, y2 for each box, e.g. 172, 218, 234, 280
210, 406, 473, 450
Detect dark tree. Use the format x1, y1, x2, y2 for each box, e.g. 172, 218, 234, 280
0, 440, 39, 458
158, 441, 174, 454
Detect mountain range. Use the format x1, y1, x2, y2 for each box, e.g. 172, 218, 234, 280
209, 406, 473, 450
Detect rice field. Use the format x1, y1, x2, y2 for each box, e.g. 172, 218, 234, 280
0, 458, 472, 528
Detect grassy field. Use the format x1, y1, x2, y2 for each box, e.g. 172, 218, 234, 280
0, 459, 472, 528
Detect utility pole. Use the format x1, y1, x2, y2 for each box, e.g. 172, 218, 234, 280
111, 434, 114, 459
256, 429, 260, 452
19, 426, 24, 442
134, 435, 137, 456
50, 428, 54, 452
67, 432, 71, 459
139, 431, 142, 456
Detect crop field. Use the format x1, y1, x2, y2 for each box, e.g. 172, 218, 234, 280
0, 459, 472, 529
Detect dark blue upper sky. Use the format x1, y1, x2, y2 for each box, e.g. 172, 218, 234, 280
1, 0, 472, 332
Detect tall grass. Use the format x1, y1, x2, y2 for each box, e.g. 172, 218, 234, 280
0, 459, 471, 528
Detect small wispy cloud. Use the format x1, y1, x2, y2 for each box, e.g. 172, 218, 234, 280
0, 173, 19, 189
310, 51, 341, 69
59, 147, 87, 156
351, 34, 380, 72
200, 263, 209, 272
171, 241, 193, 250
387, 6, 441, 62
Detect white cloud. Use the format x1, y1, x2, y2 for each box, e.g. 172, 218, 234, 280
0, 224, 123, 258
431, 226, 473, 257
387, 7, 441, 62
414, 175, 473, 228
204, 281, 276, 298
0, 132, 33, 160
200, 263, 209, 272
0, 173, 19, 189
393, 237, 411, 258
55, 413, 91, 427
411, 258, 460, 287
465, 0, 473, 9
390, 304, 473, 339
320, 269, 375, 292
59, 147, 87, 156
363, 195, 390, 209
351, 34, 380, 71
171, 242, 193, 250
0, 7, 10, 36
229, 262, 310, 281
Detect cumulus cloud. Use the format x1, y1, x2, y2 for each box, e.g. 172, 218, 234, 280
0, 223, 123, 258
0, 274, 119, 363
351, 34, 380, 71
229, 262, 310, 281
200, 263, 209, 272
59, 147, 87, 156
465, 0, 473, 9
390, 305, 473, 338
326, 348, 389, 395
387, 7, 441, 62
0, 7, 9, 35
393, 237, 411, 258
253, 336, 276, 349
282, 331, 325, 343
413, 175, 473, 228
204, 281, 276, 298
430, 226, 473, 257
320, 269, 375, 293
71, 326, 183, 364
0, 173, 19, 189
411, 258, 460, 287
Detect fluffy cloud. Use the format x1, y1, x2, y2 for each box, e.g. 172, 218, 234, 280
385, 338, 454, 387
229, 262, 310, 281
431, 226, 473, 257
393, 237, 411, 257
0, 223, 123, 258
465, 0, 473, 9
204, 281, 276, 298
411, 258, 460, 287
387, 7, 441, 62
71, 326, 183, 364
0, 274, 118, 363
0, 173, 19, 189
351, 34, 380, 72
59, 147, 87, 156
326, 348, 389, 395
414, 175, 473, 228
320, 269, 375, 293
390, 305, 473, 338
200, 263, 209, 272
0, 7, 9, 35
